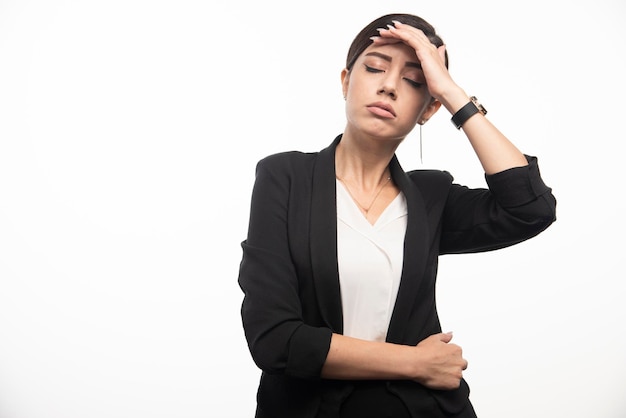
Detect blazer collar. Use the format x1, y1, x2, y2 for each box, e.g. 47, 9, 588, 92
310, 135, 431, 341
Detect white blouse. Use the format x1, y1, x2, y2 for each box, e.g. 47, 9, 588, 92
336, 180, 408, 342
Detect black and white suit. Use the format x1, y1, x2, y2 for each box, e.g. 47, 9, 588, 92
238, 135, 556, 417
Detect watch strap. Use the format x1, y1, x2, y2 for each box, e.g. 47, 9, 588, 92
451, 96, 487, 129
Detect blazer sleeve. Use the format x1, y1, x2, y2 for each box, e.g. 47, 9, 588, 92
238, 155, 332, 379
440, 155, 557, 254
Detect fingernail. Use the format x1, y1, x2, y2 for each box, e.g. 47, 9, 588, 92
392, 20, 402, 26
376, 27, 388, 32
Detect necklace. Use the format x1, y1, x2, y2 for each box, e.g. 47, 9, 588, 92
336, 171, 392, 214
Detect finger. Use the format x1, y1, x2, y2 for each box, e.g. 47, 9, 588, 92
376, 24, 421, 41
388, 22, 431, 46
439, 331, 453, 343
370, 35, 404, 45
375, 26, 403, 40
437, 45, 447, 63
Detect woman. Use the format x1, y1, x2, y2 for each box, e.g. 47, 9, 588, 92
238, 13, 556, 418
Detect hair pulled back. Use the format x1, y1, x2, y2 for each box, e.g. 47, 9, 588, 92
345, 13, 448, 71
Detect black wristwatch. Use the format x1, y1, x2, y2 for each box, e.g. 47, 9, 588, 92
451, 96, 487, 129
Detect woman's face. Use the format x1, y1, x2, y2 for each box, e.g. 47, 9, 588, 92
342, 41, 438, 141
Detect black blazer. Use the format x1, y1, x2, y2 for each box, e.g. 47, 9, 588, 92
239, 135, 556, 417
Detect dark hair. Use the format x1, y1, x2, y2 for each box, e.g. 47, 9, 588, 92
345, 13, 448, 71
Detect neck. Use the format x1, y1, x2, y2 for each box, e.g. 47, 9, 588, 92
335, 132, 398, 188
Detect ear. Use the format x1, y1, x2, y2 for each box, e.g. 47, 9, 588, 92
419, 99, 442, 124
341, 68, 350, 99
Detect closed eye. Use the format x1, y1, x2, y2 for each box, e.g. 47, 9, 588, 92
404, 78, 423, 88
364, 64, 383, 73
365, 64, 423, 89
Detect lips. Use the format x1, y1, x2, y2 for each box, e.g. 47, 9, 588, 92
366, 101, 396, 118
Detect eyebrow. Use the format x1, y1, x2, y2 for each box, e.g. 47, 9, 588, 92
365, 51, 422, 69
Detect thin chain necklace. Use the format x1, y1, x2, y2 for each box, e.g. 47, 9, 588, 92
336, 171, 392, 214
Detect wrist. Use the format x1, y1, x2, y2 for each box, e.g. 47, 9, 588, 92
403, 345, 426, 381
437, 87, 470, 114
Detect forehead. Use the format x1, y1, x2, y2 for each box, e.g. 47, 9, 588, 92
359, 42, 420, 64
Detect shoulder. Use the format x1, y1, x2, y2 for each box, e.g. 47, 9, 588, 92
253, 150, 321, 191
406, 168, 454, 189
256, 150, 318, 174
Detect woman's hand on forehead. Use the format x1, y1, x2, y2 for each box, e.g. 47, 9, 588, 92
372, 21, 454, 102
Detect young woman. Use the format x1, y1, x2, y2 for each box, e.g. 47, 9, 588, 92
238, 13, 556, 418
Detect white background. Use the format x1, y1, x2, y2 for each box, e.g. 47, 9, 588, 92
1, 1, 625, 417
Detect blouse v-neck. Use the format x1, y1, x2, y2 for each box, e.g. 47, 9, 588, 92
336, 179, 406, 229
336, 179, 408, 341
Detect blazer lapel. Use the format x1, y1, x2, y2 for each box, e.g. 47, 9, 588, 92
386, 156, 431, 344
310, 135, 343, 333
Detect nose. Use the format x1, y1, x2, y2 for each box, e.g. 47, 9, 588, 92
378, 76, 397, 99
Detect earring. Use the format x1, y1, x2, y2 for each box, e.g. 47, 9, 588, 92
417, 119, 428, 164
419, 123, 424, 164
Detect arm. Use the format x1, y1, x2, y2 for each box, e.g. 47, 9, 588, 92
377, 22, 529, 174
377, 23, 556, 253
321, 332, 468, 390
439, 89, 529, 175
239, 156, 332, 378
439, 156, 556, 254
